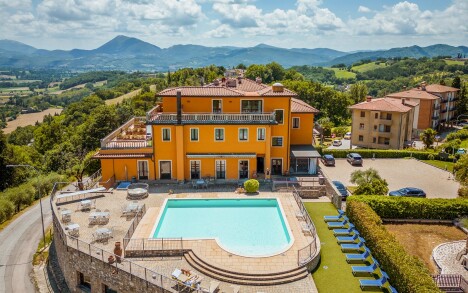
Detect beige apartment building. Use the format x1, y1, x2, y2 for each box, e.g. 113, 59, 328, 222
349, 97, 418, 149
386, 83, 459, 132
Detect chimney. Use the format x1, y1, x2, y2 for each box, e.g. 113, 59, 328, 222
402, 98, 406, 105
221, 77, 226, 86
255, 77, 262, 84
213, 79, 220, 86
366, 95, 372, 102
237, 76, 242, 84
421, 81, 426, 91
403, 86, 407, 91
176, 90, 182, 125
272, 82, 284, 93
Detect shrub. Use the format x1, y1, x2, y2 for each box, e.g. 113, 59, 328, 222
458, 186, 468, 198
244, 179, 259, 193
0, 198, 15, 224
350, 195, 468, 220
322, 148, 435, 160
346, 199, 440, 293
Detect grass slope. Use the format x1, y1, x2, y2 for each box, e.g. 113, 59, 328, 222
444, 60, 465, 66
421, 160, 455, 172
305, 202, 378, 293
352, 62, 388, 72
327, 68, 357, 79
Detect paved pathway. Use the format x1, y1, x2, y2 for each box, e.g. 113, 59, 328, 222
0, 198, 52, 293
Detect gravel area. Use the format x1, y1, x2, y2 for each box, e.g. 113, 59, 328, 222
432, 241, 468, 279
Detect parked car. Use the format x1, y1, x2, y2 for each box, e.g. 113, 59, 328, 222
332, 180, 349, 200
321, 154, 335, 166
456, 148, 466, 155
346, 153, 363, 166
332, 139, 342, 146
344, 132, 352, 140
388, 187, 426, 198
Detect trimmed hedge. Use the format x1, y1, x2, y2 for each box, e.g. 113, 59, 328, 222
244, 179, 259, 193
321, 148, 435, 160
346, 199, 441, 293
350, 196, 468, 220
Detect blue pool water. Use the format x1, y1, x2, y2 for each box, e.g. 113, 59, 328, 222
152, 199, 293, 257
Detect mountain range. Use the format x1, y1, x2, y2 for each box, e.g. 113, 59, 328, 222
0, 35, 466, 71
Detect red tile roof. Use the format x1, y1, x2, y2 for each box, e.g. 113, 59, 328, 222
349, 98, 413, 113
425, 84, 459, 93
158, 78, 297, 97
386, 88, 439, 100
291, 98, 319, 113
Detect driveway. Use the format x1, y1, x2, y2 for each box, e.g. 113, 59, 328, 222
327, 139, 356, 150
0, 197, 52, 293
320, 159, 459, 198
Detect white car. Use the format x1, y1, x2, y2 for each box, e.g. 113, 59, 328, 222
344, 132, 352, 140
332, 139, 342, 146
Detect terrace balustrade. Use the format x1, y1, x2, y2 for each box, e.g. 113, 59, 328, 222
147, 112, 277, 125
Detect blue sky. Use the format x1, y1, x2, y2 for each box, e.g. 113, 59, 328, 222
0, 0, 466, 51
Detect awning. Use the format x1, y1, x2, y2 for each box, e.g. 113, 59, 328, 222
186, 153, 256, 159
290, 145, 321, 158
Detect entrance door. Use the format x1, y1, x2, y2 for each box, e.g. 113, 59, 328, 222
190, 160, 201, 179
216, 160, 226, 179
239, 160, 249, 179
296, 158, 309, 173
138, 161, 149, 180
256, 157, 264, 173
271, 159, 282, 175
159, 161, 171, 179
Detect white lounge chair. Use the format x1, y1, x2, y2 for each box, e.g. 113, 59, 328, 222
301, 223, 313, 235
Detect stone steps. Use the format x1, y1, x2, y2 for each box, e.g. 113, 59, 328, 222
184, 251, 309, 286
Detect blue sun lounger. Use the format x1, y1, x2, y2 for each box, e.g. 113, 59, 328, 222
327, 218, 349, 229
323, 209, 346, 222
359, 271, 397, 292
346, 248, 371, 263
333, 224, 356, 236
351, 258, 380, 276
336, 232, 362, 243
341, 241, 365, 252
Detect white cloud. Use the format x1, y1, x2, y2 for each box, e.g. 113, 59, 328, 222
358, 6, 371, 13
206, 24, 233, 38
212, 3, 261, 28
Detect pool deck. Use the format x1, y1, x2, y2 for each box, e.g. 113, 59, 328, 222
53, 184, 318, 292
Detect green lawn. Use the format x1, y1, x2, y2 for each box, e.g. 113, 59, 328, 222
327, 68, 357, 79
305, 202, 379, 293
444, 59, 465, 66
460, 139, 468, 148
352, 62, 388, 72
421, 160, 455, 172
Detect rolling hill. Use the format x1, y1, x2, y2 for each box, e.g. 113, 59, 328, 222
0, 36, 466, 71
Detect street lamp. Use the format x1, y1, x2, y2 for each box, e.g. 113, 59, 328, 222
6, 164, 46, 245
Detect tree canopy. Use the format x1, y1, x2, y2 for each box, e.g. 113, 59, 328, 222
350, 168, 389, 195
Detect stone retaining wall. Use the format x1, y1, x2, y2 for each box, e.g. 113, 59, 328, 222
52, 224, 170, 293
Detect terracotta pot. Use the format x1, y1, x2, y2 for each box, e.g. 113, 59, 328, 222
114, 241, 122, 263
108, 255, 115, 264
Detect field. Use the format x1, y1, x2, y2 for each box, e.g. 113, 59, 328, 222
352, 62, 388, 72
385, 223, 466, 273
444, 59, 465, 66
50, 80, 107, 95
328, 68, 356, 79
3, 108, 63, 134
105, 85, 156, 105
0, 87, 33, 96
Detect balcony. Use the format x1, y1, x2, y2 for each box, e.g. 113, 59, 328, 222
378, 131, 391, 138
434, 105, 440, 110
100, 117, 152, 150
432, 115, 439, 120
377, 119, 392, 126
147, 112, 277, 125
441, 98, 448, 103
449, 107, 457, 111
440, 108, 447, 113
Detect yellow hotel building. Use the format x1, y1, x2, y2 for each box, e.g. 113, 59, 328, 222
94, 77, 320, 184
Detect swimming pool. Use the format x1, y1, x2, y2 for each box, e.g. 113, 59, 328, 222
151, 198, 294, 257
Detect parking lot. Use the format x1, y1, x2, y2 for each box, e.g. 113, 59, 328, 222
320, 158, 460, 198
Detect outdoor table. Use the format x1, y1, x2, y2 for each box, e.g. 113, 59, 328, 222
67, 223, 80, 230
94, 228, 112, 241
61, 209, 72, 222
196, 179, 207, 189
89, 212, 110, 221
80, 199, 92, 210
127, 203, 139, 212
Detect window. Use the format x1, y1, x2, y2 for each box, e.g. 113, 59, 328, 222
275, 109, 284, 124
190, 128, 199, 141
78, 271, 91, 291
239, 128, 248, 141
190, 160, 201, 179
162, 128, 170, 141
103, 285, 118, 293
272, 137, 283, 147
386, 113, 392, 120
374, 113, 379, 119
360, 111, 365, 118
239, 160, 249, 179
359, 123, 365, 130
358, 135, 364, 142
373, 137, 377, 143
214, 128, 224, 141
292, 117, 300, 129
241, 100, 262, 113
271, 159, 282, 175
212, 100, 222, 113
138, 161, 148, 180
374, 125, 377, 130
257, 128, 265, 141
384, 138, 390, 145
216, 160, 226, 179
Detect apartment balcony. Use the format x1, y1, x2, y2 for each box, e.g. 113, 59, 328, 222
432, 115, 440, 121
440, 108, 447, 113
378, 131, 392, 138
377, 119, 393, 126
147, 112, 277, 125
434, 105, 440, 110
100, 117, 152, 150
441, 98, 448, 103
449, 107, 457, 111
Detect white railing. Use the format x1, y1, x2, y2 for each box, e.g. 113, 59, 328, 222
147, 112, 276, 124
100, 117, 147, 148
102, 140, 151, 149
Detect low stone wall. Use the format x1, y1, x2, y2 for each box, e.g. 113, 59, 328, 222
52, 224, 171, 293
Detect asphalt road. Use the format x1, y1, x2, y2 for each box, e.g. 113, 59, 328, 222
0, 197, 52, 293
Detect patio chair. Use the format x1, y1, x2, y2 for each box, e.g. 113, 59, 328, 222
327, 218, 349, 229
301, 223, 313, 235
191, 180, 197, 189
296, 211, 305, 220
333, 224, 356, 236
359, 272, 393, 290
323, 211, 346, 222
351, 259, 379, 276
336, 233, 365, 244
340, 241, 366, 252
346, 248, 371, 263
